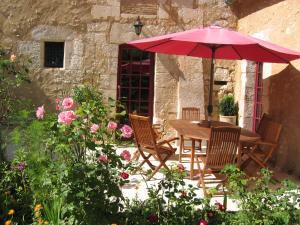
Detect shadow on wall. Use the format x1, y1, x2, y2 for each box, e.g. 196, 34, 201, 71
266, 64, 300, 177
14, 80, 55, 111
157, 54, 184, 81
232, 0, 285, 19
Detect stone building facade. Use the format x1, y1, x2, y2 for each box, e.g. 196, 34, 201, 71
2, 0, 299, 176
233, 0, 300, 177
0, 0, 237, 129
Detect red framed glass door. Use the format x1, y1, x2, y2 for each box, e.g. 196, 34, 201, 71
117, 44, 155, 121
252, 62, 263, 131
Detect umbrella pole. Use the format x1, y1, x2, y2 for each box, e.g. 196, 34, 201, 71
207, 47, 216, 122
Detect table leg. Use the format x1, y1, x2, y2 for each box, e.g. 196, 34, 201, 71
179, 135, 183, 163
190, 139, 195, 180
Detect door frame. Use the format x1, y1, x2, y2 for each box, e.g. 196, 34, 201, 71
117, 44, 155, 121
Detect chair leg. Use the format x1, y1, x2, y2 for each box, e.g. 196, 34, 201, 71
131, 150, 140, 161
179, 135, 183, 163
147, 154, 171, 181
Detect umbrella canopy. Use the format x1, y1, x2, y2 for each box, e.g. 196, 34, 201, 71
128, 26, 300, 119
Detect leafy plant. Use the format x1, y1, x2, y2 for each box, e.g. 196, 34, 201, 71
222, 165, 300, 225
219, 94, 238, 116
123, 164, 228, 225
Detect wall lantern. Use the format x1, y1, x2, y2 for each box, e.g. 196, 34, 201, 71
134, 16, 143, 36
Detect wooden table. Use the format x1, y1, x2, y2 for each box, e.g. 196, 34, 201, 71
169, 119, 260, 179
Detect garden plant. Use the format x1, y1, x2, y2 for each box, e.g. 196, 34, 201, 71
0, 81, 299, 224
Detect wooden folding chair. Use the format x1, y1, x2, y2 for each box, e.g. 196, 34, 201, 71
179, 107, 203, 162
241, 115, 282, 170
196, 126, 241, 197
129, 114, 178, 180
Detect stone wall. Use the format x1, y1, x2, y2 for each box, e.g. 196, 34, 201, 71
236, 0, 300, 176
0, 0, 238, 130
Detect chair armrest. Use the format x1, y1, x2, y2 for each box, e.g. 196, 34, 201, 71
255, 140, 277, 147
157, 137, 179, 146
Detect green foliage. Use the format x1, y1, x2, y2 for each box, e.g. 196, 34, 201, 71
0, 47, 30, 125
222, 165, 300, 225
0, 161, 33, 224
123, 165, 227, 225
219, 94, 238, 116
4, 86, 134, 224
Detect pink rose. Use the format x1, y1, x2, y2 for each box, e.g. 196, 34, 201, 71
177, 163, 185, 171
98, 155, 108, 163
90, 124, 99, 134
120, 171, 129, 179
10, 54, 16, 62
215, 202, 226, 211
55, 98, 60, 103
120, 150, 131, 161
120, 125, 133, 138
36, 105, 45, 120
55, 105, 60, 111
62, 97, 74, 110
107, 121, 117, 130
58, 111, 76, 125
199, 220, 208, 225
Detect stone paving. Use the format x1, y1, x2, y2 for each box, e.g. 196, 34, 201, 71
117, 145, 300, 211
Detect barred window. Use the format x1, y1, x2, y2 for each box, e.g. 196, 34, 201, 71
44, 42, 64, 68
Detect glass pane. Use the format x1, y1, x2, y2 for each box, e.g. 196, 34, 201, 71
122, 49, 130, 60
131, 89, 139, 100
142, 65, 150, 75
141, 89, 149, 100
140, 102, 149, 114
121, 61, 130, 74
121, 75, 130, 87
142, 51, 150, 60
120, 88, 129, 99
141, 76, 149, 88
130, 101, 139, 114
131, 49, 141, 61
131, 62, 140, 74
131, 76, 140, 87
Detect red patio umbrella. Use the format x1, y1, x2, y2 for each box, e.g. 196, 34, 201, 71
128, 26, 300, 120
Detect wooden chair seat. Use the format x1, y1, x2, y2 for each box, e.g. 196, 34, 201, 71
196, 126, 241, 197
241, 114, 282, 172
129, 114, 178, 180
179, 107, 203, 162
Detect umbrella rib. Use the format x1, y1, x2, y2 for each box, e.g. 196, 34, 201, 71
143, 39, 173, 52
231, 45, 243, 60
186, 43, 202, 56
256, 44, 290, 63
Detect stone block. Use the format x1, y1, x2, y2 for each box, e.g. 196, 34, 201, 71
91, 5, 120, 19
171, 0, 195, 8
73, 39, 84, 56
87, 22, 109, 32
158, 4, 170, 19
70, 55, 83, 70
109, 23, 136, 44
31, 25, 75, 41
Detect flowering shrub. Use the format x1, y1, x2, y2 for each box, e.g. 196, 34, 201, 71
4, 86, 135, 224
122, 164, 226, 225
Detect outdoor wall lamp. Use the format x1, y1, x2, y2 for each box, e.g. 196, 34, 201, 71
134, 16, 143, 36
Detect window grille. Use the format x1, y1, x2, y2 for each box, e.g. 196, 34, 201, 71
44, 42, 64, 68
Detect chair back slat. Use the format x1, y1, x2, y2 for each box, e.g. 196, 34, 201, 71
182, 107, 201, 121
257, 114, 282, 143
206, 126, 241, 169
129, 114, 156, 148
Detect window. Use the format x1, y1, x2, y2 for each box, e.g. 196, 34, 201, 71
117, 45, 155, 122
44, 42, 64, 68
252, 62, 263, 131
